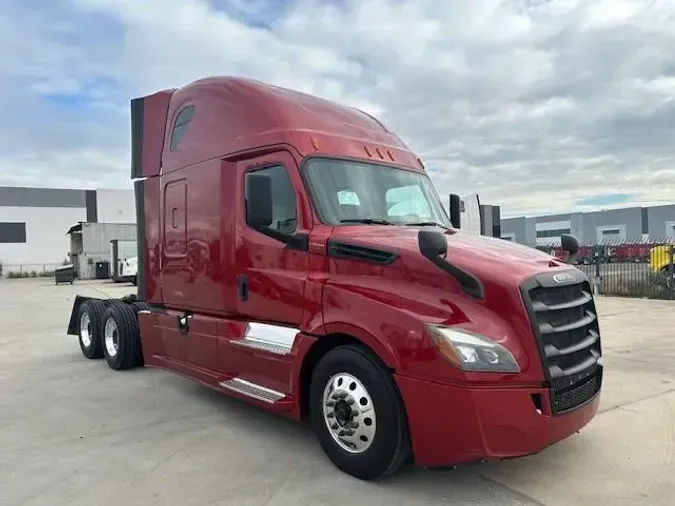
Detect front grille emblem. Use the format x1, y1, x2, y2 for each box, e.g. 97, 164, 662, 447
552, 272, 576, 284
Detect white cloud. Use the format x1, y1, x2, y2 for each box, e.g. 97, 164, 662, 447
1, 0, 675, 217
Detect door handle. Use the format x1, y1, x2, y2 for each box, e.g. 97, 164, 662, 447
177, 313, 192, 335
238, 275, 249, 301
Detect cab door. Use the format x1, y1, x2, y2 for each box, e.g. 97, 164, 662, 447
161, 177, 191, 307
157, 177, 190, 363
234, 150, 310, 328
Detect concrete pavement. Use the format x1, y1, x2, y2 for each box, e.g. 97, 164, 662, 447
1, 278, 673, 505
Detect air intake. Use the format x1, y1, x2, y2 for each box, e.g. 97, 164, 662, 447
327, 240, 398, 265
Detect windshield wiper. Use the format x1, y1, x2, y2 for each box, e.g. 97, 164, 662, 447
405, 221, 449, 229
340, 218, 395, 225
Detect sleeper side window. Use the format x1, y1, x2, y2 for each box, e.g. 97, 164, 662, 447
245, 165, 297, 235
169, 105, 195, 151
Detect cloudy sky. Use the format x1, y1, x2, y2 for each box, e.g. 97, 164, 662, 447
2, 0, 675, 217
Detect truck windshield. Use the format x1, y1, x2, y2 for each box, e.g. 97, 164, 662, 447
304, 158, 450, 227
302, 157, 451, 227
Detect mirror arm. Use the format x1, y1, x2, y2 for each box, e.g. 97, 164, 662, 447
564, 250, 579, 264
418, 231, 483, 299
254, 225, 309, 251
424, 255, 484, 299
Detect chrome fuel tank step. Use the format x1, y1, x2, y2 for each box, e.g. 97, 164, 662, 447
219, 377, 285, 404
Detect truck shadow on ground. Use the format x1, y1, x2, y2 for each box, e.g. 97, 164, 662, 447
157, 369, 578, 503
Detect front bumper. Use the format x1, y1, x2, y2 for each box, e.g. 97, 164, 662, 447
395, 374, 600, 467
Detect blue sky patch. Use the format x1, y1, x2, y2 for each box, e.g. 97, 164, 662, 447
207, 0, 292, 29
38, 77, 120, 99
574, 193, 634, 207
41, 93, 88, 107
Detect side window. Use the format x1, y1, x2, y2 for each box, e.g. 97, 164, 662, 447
386, 185, 432, 219
169, 105, 195, 151
245, 165, 297, 234
0, 222, 26, 243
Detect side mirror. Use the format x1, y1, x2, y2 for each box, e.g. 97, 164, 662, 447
245, 173, 273, 229
244, 171, 309, 251
418, 230, 447, 259
560, 234, 579, 263
449, 194, 461, 229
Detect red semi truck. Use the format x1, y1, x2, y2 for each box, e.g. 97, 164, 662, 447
66, 76, 603, 480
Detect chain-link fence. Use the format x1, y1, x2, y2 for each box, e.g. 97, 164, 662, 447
530, 238, 675, 300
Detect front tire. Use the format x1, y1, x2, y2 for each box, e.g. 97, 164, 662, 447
102, 302, 142, 371
309, 344, 411, 480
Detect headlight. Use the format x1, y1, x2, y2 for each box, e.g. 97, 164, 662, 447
427, 325, 520, 373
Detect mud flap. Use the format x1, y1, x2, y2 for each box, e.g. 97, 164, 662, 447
66, 295, 92, 336
65, 295, 123, 335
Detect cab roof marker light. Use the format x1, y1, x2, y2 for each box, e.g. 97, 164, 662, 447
311, 137, 320, 150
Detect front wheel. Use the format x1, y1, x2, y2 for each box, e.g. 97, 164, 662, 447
309, 345, 411, 480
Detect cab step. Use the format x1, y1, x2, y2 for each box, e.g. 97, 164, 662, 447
231, 337, 291, 355
230, 322, 297, 356
219, 377, 285, 404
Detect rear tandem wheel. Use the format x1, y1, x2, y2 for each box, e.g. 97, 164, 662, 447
77, 299, 106, 359
101, 301, 144, 371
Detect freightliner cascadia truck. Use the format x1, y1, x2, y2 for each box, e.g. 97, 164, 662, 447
65, 76, 603, 480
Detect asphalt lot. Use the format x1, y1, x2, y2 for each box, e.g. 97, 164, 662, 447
1, 278, 674, 506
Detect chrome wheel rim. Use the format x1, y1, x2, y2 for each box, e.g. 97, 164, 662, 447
79, 313, 92, 348
104, 318, 119, 357
322, 373, 376, 454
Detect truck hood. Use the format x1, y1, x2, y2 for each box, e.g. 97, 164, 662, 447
324, 225, 579, 384
330, 225, 564, 286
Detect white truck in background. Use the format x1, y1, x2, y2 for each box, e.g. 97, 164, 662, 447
109, 239, 138, 285
118, 256, 138, 285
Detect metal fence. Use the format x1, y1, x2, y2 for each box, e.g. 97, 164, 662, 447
2, 239, 674, 299
0, 263, 65, 279
529, 237, 675, 300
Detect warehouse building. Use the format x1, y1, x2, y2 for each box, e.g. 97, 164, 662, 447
66, 222, 137, 280
0, 186, 135, 276
501, 204, 675, 246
